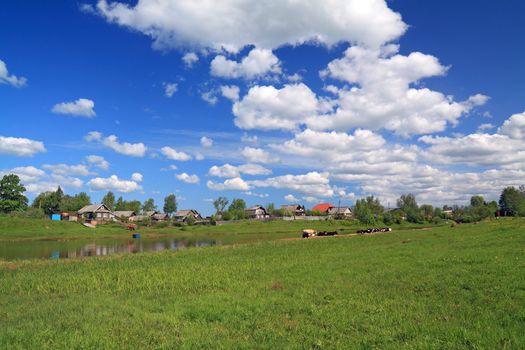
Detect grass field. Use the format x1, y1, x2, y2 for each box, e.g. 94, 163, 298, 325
1, 218, 524, 349
0, 216, 434, 243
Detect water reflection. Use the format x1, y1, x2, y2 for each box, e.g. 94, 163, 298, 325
0, 238, 218, 260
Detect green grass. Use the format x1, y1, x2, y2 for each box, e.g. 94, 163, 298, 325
1, 219, 524, 349
0, 216, 437, 243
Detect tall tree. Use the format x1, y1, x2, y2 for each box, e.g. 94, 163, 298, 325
163, 194, 177, 215
397, 194, 422, 223
115, 196, 125, 211
213, 197, 229, 214
499, 186, 525, 216
366, 196, 384, 216
142, 198, 157, 212
0, 174, 28, 213
125, 200, 142, 214
228, 198, 246, 212
60, 192, 91, 212
470, 195, 485, 207
102, 191, 116, 211
353, 198, 375, 225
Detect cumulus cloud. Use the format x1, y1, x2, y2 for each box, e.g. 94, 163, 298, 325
95, 0, 406, 52
131, 172, 143, 182
233, 83, 319, 130
182, 52, 198, 67
250, 172, 334, 198
207, 177, 250, 191
163, 82, 177, 97
0, 59, 27, 87
211, 48, 281, 79
88, 174, 142, 192
284, 194, 299, 203
0, 166, 83, 193
42, 164, 92, 176
244, 191, 269, 198
208, 163, 271, 178
0, 136, 46, 157
312, 45, 488, 136
52, 98, 96, 117
176, 172, 200, 184
86, 132, 147, 157
200, 136, 213, 147
161, 146, 192, 161
221, 85, 240, 101
85, 155, 110, 170
201, 91, 218, 105
499, 111, 525, 139
241, 147, 279, 163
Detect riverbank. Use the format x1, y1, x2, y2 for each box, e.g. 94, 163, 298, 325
0, 216, 441, 243
1, 219, 524, 348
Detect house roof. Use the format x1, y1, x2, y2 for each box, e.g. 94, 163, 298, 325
281, 204, 305, 211
311, 203, 335, 212
328, 207, 352, 214
174, 209, 200, 217
144, 211, 158, 217
78, 204, 111, 214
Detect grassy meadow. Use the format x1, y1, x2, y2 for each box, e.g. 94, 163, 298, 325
1, 218, 524, 349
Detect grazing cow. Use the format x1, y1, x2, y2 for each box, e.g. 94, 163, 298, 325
302, 229, 317, 238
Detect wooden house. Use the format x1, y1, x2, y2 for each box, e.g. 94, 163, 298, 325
245, 205, 269, 219
328, 206, 353, 218
174, 209, 203, 223
280, 204, 306, 216
77, 204, 113, 222
114, 211, 136, 221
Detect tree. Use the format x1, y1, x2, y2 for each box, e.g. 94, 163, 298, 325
228, 198, 246, 220
0, 174, 28, 213
397, 194, 422, 223
115, 196, 125, 211
142, 198, 157, 212
499, 186, 525, 216
102, 191, 115, 211
266, 203, 275, 215
470, 195, 485, 207
60, 192, 91, 212
354, 198, 375, 225
213, 197, 229, 215
32, 187, 63, 215
125, 200, 142, 214
366, 196, 384, 216
420, 204, 434, 221
163, 194, 177, 215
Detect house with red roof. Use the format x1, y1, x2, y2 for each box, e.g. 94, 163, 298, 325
311, 203, 335, 213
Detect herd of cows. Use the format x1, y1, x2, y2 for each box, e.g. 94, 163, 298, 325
302, 227, 393, 238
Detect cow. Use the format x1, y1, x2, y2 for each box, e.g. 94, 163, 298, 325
302, 229, 317, 238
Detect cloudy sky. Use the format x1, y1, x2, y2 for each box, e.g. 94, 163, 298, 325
1, 0, 524, 214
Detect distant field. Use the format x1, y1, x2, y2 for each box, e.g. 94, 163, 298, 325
0, 216, 432, 242
1, 218, 524, 349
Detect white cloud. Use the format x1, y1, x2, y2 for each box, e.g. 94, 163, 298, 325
164, 82, 177, 97
0, 136, 46, 157
176, 172, 200, 184
477, 123, 495, 132
499, 111, 525, 139
233, 83, 319, 130
208, 163, 271, 178
244, 191, 269, 198
86, 132, 147, 157
88, 174, 142, 192
221, 85, 240, 101
302, 196, 319, 203
201, 91, 218, 105
241, 147, 279, 164
161, 146, 192, 161
195, 152, 205, 160
85, 155, 110, 170
182, 52, 198, 67
207, 177, 250, 191
250, 172, 334, 198
42, 164, 92, 176
312, 45, 488, 136
241, 133, 258, 144
284, 194, 299, 203
0, 166, 83, 194
200, 136, 213, 147
131, 172, 143, 182
52, 98, 96, 117
211, 48, 281, 79
95, 0, 406, 52
0, 59, 27, 87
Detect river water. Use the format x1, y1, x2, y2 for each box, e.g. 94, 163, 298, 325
0, 237, 219, 260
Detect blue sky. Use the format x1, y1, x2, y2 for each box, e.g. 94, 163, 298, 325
1, 0, 524, 215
